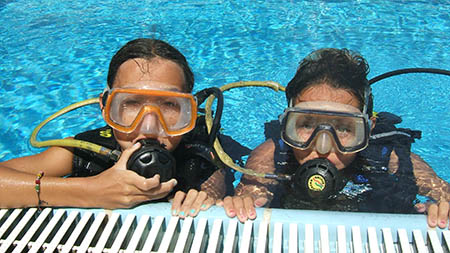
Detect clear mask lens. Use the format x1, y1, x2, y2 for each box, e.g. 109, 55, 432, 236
281, 101, 369, 153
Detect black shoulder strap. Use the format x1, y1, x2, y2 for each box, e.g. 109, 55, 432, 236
264, 119, 281, 141
359, 112, 421, 173
174, 115, 251, 194
355, 112, 421, 213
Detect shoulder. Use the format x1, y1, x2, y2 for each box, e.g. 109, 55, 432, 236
246, 139, 277, 168
251, 139, 276, 156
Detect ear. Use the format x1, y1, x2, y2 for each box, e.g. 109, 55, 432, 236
99, 92, 108, 122
369, 116, 377, 133
99, 93, 105, 110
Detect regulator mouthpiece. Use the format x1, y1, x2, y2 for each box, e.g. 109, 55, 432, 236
126, 139, 175, 182
293, 158, 342, 201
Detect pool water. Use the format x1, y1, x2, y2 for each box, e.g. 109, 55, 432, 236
0, 0, 449, 183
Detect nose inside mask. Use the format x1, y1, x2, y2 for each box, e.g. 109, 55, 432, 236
138, 113, 167, 137
315, 132, 333, 154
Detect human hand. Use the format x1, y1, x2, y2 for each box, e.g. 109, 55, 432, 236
415, 201, 450, 229
222, 195, 268, 223
171, 189, 215, 218
89, 143, 177, 209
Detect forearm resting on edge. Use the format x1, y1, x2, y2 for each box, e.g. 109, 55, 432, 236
412, 153, 450, 202
0, 165, 94, 209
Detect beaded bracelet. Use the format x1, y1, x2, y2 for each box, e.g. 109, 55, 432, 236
35, 171, 46, 211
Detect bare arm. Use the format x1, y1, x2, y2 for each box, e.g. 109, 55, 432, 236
200, 168, 226, 199
0, 144, 177, 209
223, 140, 280, 222
0, 146, 77, 208
234, 139, 279, 204
394, 152, 450, 229
387, 150, 450, 202
410, 153, 450, 202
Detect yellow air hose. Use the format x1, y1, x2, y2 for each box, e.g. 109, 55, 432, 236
29, 98, 121, 161
204, 81, 291, 180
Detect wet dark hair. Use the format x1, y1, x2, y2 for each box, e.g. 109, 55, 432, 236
285, 48, 373, 116
106, 38, 194, 92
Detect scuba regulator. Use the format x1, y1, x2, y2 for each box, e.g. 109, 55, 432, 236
126, 139, 176, 182
290, 158, 347, 201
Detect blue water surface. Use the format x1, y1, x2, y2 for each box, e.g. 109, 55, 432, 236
0, 0, 449, 181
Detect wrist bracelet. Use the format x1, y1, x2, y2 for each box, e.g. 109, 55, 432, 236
35, 171, 47, 211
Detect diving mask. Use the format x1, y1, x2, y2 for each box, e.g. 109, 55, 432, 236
280, 101, 370, 154
103, 86, 197, 136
